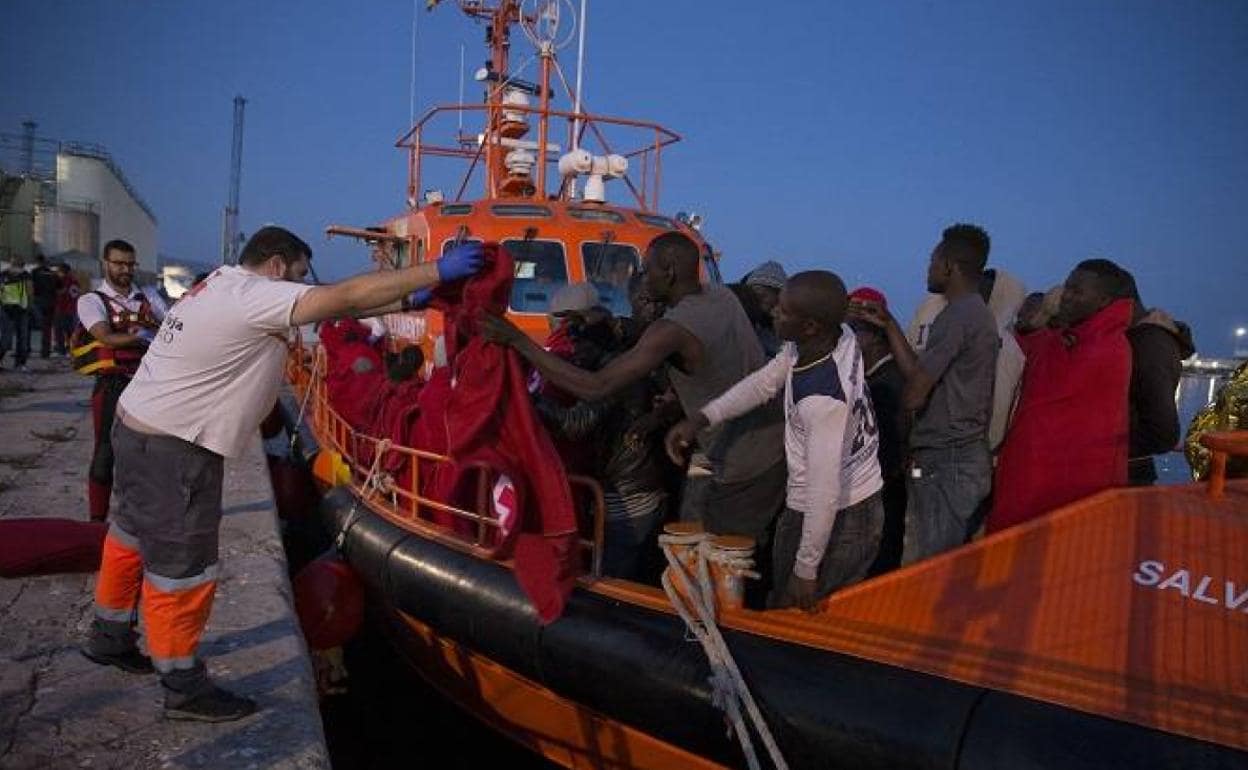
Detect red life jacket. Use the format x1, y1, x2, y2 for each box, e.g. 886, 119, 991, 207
70, 290, 157, 378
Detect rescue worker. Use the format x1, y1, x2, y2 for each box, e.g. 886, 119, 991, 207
83, 226, 483, 722
0, 254, 34, 372
74, 240, 167, 521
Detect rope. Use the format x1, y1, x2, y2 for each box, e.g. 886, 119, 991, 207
332, 437, 392, 553
659, 536, 789, 770
359, 438, 393, 501
289, 349, 323, 454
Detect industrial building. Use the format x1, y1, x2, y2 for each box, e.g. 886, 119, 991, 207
0, 121, 157, 281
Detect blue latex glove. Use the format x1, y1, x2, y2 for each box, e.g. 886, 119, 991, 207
437, 242, 485, 283
403, 287, 434, 311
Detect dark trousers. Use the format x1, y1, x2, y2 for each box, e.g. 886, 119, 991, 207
89, 375, 130, 520
1128, 456, 1158, 486
867, 476, 907, 576
0, 304, 30, 366
54, 311, 74, 354
32, 302, 54, 358
682, 460, 787, 607
769, 492, 884, 608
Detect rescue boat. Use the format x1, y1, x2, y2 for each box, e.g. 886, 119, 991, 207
286, 2, 1248, 767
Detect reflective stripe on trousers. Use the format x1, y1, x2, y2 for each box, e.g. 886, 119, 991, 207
143, 565, 219, 673
93, 522, 143, 623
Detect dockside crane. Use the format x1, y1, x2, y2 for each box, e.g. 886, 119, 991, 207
220, 95, 246, 264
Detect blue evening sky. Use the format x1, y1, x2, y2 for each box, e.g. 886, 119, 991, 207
3, 1, 1245, 353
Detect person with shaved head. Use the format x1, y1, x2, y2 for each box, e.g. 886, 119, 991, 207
666, 271, 884, 610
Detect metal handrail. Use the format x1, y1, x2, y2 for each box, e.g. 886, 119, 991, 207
1199, 430, 1248, 500
288, 341, 606, 576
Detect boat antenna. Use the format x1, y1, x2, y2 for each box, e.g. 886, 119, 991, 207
572, 0, 587, 151
409, 0, 420, 129
457, 42, 465, 135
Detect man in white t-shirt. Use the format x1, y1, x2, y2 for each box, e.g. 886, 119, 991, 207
666, 271, 884, 611
84, 225, 483, 722
75, 239, 168, 521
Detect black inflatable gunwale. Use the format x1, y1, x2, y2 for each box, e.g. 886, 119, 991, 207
320, 486, 1248, 770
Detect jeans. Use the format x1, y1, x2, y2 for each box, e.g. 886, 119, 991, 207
769, 492, 884, 608
901, 441, 993, 565
0, 305, 30, 366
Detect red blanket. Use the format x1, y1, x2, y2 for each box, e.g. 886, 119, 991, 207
988, 299, 1133, 533
320, 318, 386, 432
418, 244, 580, 623
0, 518, 107, 577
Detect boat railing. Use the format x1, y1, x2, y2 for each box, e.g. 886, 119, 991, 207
397, 103, 681, 212
287, 342, 607, 577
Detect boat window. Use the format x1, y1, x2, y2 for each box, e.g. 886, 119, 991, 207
701, 247, 723, 286
503, 239, 567, 314
394, 240, 412, 268
413, 238, 425, 264
491, 204, 552, 218
568, 207, 625, 223
440, 204, 473, 216
440, 237, 483, 256
581, 242, 641, 317
635, 213, 676, 230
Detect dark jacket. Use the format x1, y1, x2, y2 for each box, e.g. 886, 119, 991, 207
1127, 310, 1196, 485
866, 355, 906, 481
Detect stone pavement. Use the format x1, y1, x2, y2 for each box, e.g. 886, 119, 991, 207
0, 359, 328, 770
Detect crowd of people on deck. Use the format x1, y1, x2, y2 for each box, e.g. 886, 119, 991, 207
316, 222, 1195, 612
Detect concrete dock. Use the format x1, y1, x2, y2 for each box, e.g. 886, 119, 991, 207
0, 361, 329, 769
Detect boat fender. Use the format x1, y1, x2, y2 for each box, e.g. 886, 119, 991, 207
292, 553, 365, 651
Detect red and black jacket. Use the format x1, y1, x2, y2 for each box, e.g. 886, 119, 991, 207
70, 290, 157, 378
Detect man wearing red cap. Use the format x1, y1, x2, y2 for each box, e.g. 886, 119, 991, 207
848, 288, 907, 574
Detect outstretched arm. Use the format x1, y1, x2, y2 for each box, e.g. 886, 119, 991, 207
291, 243, 483, 326
483, 315, 689, 403
701, 348, 791, 425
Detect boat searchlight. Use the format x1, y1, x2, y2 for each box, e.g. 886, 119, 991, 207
559, 149, 627, 204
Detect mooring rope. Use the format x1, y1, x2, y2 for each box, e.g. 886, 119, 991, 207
289, 348, 323, 454
658, 535, 789, 770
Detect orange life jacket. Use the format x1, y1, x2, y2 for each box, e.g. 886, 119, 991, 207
70, 291, 157, 378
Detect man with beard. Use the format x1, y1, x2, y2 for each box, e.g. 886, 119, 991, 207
74, 240, 168, 521
84, 226, 482, 722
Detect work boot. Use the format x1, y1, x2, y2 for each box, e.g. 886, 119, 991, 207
82, 619, 154, 674
161, 665, 257, 723
81, 645, 155, 674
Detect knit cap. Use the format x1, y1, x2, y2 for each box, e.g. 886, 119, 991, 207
744, 260, 787, 290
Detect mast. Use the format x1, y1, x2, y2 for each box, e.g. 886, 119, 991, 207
221, 95, 246, 265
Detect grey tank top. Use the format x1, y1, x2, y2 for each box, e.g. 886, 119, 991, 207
664, 285, 785, 484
